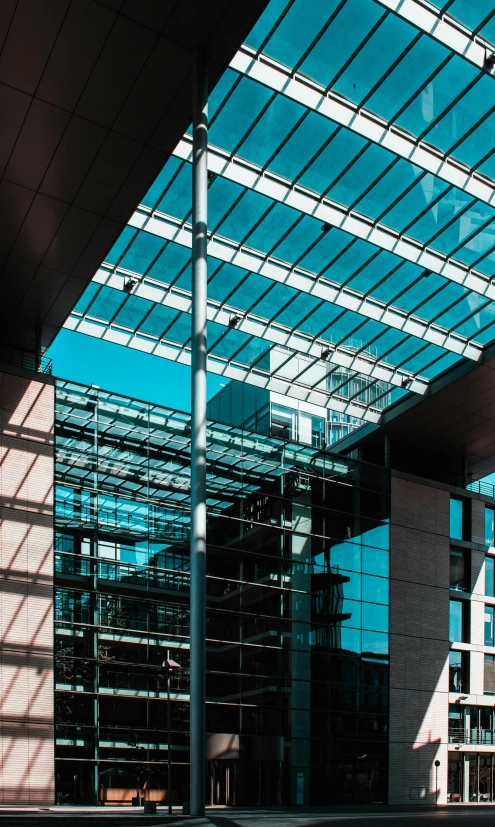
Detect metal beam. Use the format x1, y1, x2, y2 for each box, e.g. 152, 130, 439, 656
373, 0, 494, 71
63, 314, 386, 423
190, 50, 207, 819
127, 209, 482, 362
87, 267, 429, 394
231, 45, 495, 210
171, 135, 495, 306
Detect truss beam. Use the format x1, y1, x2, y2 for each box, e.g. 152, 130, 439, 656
231, 46, 495, 209
128, 208, 482, 363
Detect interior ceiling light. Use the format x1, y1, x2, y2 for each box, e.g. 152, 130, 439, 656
401, 376, 413, 389
228, 314, 242, 328
321, 223, 331, 233
124, 278, 137, 293
321, 347, 331, 360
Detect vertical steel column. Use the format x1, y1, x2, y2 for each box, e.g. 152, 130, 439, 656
190, 48, 208, 818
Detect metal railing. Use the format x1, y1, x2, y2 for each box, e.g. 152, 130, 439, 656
449, 727, 495, 745
467, 479, 495, 499
0, 345, 52, 374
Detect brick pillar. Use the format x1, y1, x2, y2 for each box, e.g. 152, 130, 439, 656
0, 371, 55, 804
389, 474, 450, 806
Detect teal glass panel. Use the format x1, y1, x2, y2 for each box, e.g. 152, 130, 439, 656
113, 296, 153, 331
486, 507, 495, 548
247, 201, 300, 252
255, 282, 297, 318
371, 261, 424, 306
428, 75, 493, 157
208, 68, 239, 120
209, 76, 273, 154
419, 350, 460, 378
326, 144, 393, 208
73, 282, 98, 315
357, 159, 423, 218
270, 111, 339, 182
329, 540, 361, 572
367, 36, 448, 122
392, 271, 446, 313
397, 57, 478, 139
164, 314, 192, 346
452, 111, 495, 170
485, 605, 495, 646
360, 546, 388, 577
486, 556, 495, 597
142, 157, 181, 209
120, 232, 165, 275
233, 338, 267, 366
345, 251, 402, 295
148, 243, 190, 285
299, 227, 353, 273
361, 629, 388, 655
326, 240, 379, 287
450, 498, 463, 539
450, 600, 463, 642
418, 282, 469, 321
300, 0, 383, 90
221, 268, 270, 309
157, 163, 191, 220
245, 0, 288, 51
299, 128, 367, 194
209, 176, 244, 229
274, 292, 321, 327
217, 189, 271, 243
384, 175, 451, 236
238, 94, 304, 167
333, 13, 416, 107
104, 226, 136, 266
362, 602, 388, 633
362, 574, 388, 605
274, 215, 322, 263
446, 0, 494, 30
87, 286, 125, 321
139, 305, 179, 338
263, 0, 341, 69
297, 302, 345, 337
207, 323, 251, 360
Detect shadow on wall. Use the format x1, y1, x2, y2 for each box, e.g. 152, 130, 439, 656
0, 370, 55, 804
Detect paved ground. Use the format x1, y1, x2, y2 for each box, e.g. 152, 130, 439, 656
177, 807, 495, 827
1, 805, 495, 826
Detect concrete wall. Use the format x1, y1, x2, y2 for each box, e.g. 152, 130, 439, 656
388, 474, 450, 805
0, 370, 54, 803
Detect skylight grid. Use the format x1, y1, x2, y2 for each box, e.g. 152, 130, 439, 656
64, 0, 495, 426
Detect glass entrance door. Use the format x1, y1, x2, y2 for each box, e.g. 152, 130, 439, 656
469, 756, 479, 802
479, 756, 493, 802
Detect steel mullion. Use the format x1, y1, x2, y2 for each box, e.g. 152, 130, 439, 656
136, 213, 478, 359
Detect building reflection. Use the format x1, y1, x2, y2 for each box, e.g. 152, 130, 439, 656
53, 380, 390, 806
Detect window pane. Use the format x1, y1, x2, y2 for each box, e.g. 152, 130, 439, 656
450, 499, 463, 540
449, 600, 463, 642
450, 551, 467, 592
486, 508, 495, 548
486, 557, 495, 598
485, 606, 494, 647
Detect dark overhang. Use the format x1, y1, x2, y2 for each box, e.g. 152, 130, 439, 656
0, 0, 268, 351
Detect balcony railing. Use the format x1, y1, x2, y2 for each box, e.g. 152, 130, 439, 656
0, 345, 52, 374
449, 727, 495, 745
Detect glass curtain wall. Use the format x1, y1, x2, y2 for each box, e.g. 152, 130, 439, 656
54, 379, 390, 806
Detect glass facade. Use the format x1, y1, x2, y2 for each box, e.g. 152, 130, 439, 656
54, 380, 390, 806
450, 499, 464, 541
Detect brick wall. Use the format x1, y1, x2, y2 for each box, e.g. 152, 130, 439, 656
389, 474, 450, 805
0, 371, 54, 804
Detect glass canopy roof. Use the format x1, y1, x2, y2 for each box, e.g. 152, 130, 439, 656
64, 0, 495, 431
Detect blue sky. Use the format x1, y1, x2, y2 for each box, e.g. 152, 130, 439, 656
47, 329, 225, 411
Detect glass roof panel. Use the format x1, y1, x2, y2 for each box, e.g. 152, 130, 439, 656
332, 12, 417, 107
270, 111, 339, 181
299, 0, 383, 87
67, 0, 495, 425
366, 36, 449, 122
396, 56, 478, 138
